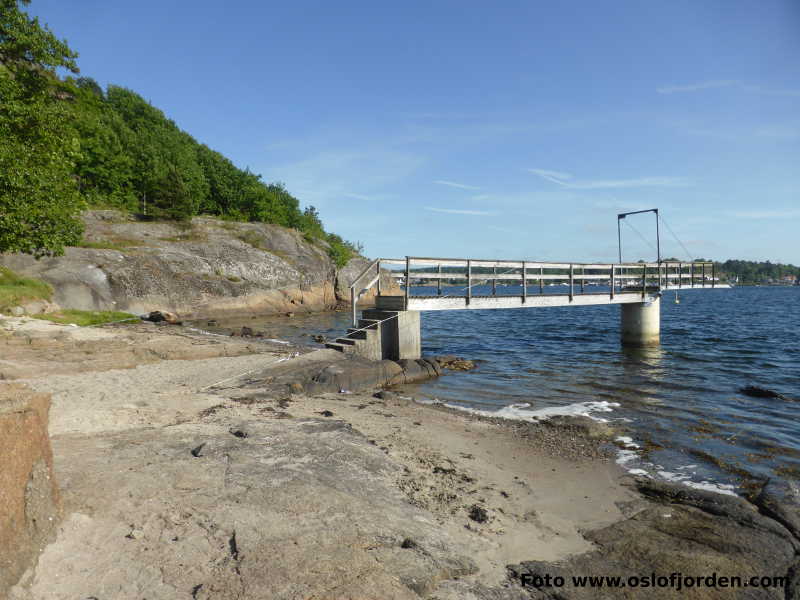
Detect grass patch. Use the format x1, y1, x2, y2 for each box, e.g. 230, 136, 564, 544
237, 229, 265, 250
32, 309, 138, 327
76, 238, 138, 251
0, 267, 53, 312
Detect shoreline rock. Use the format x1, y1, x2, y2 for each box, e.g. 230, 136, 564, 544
0, 210, 399, 318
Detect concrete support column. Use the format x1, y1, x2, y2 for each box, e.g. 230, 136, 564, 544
620, 298, 660, 347
381, 310, 421, 360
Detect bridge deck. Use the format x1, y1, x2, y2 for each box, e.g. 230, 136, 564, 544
349, 256, 722, 323
376, 283, 715, 312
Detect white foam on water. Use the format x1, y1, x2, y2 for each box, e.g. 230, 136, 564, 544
628, 469, 650, 476
441, 400, 621, 423
657, 470, 691, 482
616, 450, 639, 465
682, 480, 738, 496
414, 396, 441, 405
616, 436, 640, 449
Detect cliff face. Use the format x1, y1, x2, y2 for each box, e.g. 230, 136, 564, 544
0, 211, 386, 317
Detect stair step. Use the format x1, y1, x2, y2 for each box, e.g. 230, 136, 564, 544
357, 319, 380, 330
324, 342, 346, 352
335, 337, 357, 346
361, 309, 400, 322
346, 328, 368, 339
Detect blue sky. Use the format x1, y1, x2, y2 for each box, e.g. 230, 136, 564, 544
32, 0, 800, 263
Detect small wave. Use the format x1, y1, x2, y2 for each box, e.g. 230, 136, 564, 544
440, 400, 620, 423
682, 480, 737, 496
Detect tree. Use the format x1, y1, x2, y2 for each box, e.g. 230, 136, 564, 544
0, 0, 85, 256
149, 165, 193, 221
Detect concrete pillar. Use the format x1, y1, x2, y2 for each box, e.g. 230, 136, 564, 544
620, 297, 660, 347
361, 309, 422, 360
379, 310, 421, 360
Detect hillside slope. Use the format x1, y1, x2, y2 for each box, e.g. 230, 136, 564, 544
1, 211, 386, 317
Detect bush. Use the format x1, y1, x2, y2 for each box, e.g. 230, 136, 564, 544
0, 268, 53, 312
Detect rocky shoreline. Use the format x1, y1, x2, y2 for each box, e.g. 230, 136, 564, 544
2, 316, 799, 599
0, 210, 398, 319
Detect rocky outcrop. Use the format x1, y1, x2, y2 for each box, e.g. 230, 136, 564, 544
0, 211, 347, 317
508, 477, 800, 599
10, 419, 476, 599
0, 384, 60, 597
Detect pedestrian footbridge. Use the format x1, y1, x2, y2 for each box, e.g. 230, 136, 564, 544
326, 256, 724, 360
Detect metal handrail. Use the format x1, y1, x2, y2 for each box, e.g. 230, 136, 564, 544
348, 256, 718, 324
348, 258, 382, 326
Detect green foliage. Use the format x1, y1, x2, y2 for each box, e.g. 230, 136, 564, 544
76, 238, 137, 251
1, 1, 361, 264
0, 266, 52, 311
32, 309, 137, 326
717, 259, 800, 284
0, 0, 85, 257
325, 233, 360, 268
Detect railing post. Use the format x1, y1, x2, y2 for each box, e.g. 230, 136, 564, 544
376, 259, 382, 295
539, 266, 544, 294
351, 286, 357, 327
702, 263, 706, 288
569, 264, 574, 301
492, 266, 497, 296
712, 262, 716, 288
642, 264, 647, 299
437, 263, 442, 296
610, 265, 615, 299
522, 261, 527, 304
466, 260, 472, 305
404, 256, 410, 309
690, 262, 694, 288
580, 267, 585, 294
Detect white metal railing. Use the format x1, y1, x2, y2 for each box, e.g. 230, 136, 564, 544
348, 256, 716, 325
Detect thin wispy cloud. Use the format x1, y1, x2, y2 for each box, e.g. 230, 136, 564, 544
342, 192, 371, 201
729, 210, 800, 219
657, 80, 738, 94
658, 80, 800, 97
433, 180, 480, 190
527, 168, 573, 181
425, 206, 495, 216
528, 169, 688, 189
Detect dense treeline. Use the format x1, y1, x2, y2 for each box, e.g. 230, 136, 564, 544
715, 259, 799, 284
65, 78, 359, 265
1, 1, 359, 266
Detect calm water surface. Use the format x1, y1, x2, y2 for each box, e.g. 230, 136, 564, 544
195, 286, 800, 494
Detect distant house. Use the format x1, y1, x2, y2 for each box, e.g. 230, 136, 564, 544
781, 275, 797, 284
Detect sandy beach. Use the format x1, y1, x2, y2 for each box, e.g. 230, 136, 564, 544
3, 317, 798, 599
